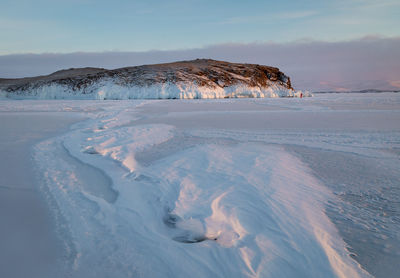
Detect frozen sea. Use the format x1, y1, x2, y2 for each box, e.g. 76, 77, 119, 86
0, 93, 399, 278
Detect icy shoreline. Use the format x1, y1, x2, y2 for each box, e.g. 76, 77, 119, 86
0, 82, 311, 100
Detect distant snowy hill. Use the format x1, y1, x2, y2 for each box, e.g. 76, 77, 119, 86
0, 59, 309, 99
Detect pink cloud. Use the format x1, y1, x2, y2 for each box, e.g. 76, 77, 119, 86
389, 80, 400, 88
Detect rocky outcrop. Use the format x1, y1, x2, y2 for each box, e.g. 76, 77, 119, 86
0, 59, 307, 99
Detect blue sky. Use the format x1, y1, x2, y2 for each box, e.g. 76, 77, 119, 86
1, 0, 399, 54
1, 0, 399, 91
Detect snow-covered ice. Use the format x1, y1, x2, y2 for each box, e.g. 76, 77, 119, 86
0, 112, 84, 278
1, 92, 399, 278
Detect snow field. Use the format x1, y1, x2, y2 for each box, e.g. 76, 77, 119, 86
29, 98, 374, 277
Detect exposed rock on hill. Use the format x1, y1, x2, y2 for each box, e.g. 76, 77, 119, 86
0, 59, 308, 99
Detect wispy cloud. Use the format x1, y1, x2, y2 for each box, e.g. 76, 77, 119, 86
219, 10, 317, 25
1, 36, 399, 91
352, 0, 400, 9
276, 11, 318, 19
390, 80, 400, 88
0, 17, 50, 30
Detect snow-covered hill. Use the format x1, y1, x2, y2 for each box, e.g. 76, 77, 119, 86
0, 59, 309, 99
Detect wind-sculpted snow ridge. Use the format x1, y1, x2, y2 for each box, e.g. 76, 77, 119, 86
0, 59, 310, 99
26, 99, 373, 278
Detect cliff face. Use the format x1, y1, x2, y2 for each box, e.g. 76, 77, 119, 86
0, 59, 305, 99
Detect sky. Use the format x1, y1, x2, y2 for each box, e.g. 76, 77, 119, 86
1, 0, 400, 91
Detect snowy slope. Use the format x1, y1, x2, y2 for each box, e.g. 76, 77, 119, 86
0, 59, 310, 99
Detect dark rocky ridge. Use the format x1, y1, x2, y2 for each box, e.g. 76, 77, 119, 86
0, 59, 293, 94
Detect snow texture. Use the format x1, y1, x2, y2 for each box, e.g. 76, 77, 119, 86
2, 92, 399, 277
